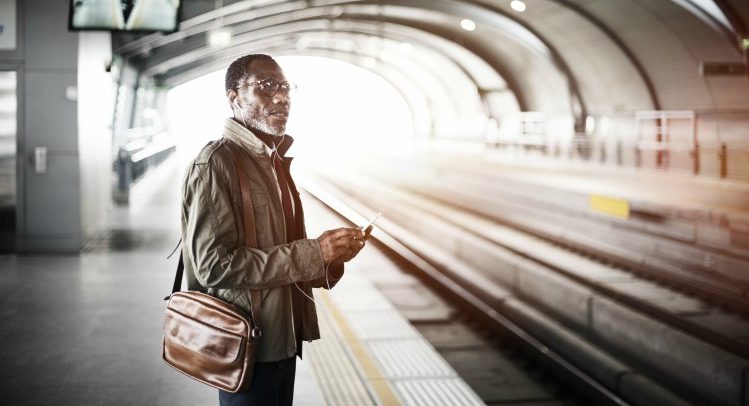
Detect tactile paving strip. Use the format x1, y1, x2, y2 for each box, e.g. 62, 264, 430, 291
306, 304, 376, 406
310, 272, 485, 405
394, 378, 485, 406
365, 338, 456, 379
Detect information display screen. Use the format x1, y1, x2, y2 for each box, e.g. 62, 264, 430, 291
69, 0, 181, 33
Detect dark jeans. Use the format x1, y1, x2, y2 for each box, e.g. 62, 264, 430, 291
218, 357, 297, 406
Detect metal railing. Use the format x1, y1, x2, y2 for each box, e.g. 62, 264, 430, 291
485, 110, 749, 180
114, 136, 175, 203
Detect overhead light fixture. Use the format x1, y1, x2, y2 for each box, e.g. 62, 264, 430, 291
741, 38, 749, 51
330, 6, 344, 18
208, 29, 232, 48
510, 0, 527, 12
460, 19, 476, 31
296, 38, 310, 50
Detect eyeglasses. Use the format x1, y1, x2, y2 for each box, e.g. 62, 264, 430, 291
239, 78, 297, 98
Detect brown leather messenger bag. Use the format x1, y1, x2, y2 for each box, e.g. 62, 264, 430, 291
162, 141, 261, 393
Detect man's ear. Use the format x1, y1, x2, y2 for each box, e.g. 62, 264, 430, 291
227, 89, 238, 107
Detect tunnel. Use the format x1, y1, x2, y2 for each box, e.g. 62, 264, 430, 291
1, 0, 749, 405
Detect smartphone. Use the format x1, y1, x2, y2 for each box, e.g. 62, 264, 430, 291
360, 212, 381, 239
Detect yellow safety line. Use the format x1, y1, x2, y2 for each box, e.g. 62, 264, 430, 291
589, 194, 630, 219
319, 291, 402, 406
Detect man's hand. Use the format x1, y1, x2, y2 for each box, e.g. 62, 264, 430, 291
317, 227, 369, 266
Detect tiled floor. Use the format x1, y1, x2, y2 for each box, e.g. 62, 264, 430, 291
0, 157, 323, 405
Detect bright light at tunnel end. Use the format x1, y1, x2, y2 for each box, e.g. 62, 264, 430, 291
511, 0, 527, 12
168, 56, 414, 172
460, 19, 476, 31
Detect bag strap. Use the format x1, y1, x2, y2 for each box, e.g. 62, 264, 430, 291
171, 255, 184, 296
223, 141, 263, 337
224, 141, 258, 248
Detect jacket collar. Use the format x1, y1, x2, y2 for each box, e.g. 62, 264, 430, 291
222, 117, 294, 158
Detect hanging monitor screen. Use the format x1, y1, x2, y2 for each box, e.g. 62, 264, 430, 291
69, 0, 181, 33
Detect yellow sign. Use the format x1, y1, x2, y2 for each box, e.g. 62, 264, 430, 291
589, 195, 630, 219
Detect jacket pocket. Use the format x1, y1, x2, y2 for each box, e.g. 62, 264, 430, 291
248, 189, 272, 247
250, 188, 268, 207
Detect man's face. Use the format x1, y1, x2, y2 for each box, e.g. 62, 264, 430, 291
231, 59, 291, 137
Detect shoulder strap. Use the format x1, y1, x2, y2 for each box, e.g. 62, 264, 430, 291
164, 253, 185, 301
223, 141, 263, 336
223, 141, 258, 248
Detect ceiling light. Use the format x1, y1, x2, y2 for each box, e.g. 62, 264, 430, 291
510, 0, 527, 12
460, 19, 476, 31
741, 38, 749, 50
207, 29, 231, 48
296, 38, 310, 50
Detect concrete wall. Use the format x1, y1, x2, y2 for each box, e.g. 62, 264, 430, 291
19, 0, 82, 252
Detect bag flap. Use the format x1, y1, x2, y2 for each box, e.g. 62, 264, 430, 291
164, 309, 243, 362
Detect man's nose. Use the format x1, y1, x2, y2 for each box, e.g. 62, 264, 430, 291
273, 91, 290, 106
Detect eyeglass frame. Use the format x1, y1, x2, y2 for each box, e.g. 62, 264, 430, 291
237, 78, 297, 98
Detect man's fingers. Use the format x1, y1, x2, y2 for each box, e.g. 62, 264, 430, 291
330, 227, 356, 237
330, 242, 361, 258
329, 227, 365, 240
331, 239, 363, 257
327, 232, 365, 250
318, 227, 367, 264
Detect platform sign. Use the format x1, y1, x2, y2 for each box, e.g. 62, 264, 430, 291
0, 0, 16, 50
589, 195, 630, 219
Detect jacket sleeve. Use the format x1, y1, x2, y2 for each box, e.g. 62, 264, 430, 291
309, 263, 344, 289
182, 158, 326, 290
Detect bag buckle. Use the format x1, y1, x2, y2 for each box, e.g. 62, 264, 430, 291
251, 327, 262, 338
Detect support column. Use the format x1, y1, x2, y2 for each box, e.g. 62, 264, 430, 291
12, 0, 113, 253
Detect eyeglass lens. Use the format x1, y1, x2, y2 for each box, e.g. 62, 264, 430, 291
258, 79, 293, 97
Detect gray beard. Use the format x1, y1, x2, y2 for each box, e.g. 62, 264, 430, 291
246, 108, 285, 137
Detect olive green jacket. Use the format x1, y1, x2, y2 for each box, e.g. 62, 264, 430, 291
180, 118, 343, 361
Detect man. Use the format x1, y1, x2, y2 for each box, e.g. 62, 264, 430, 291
180, 54, 368, 406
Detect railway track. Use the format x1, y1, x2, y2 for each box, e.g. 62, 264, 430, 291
300, 168, 749, 406
360, 156, 749, 314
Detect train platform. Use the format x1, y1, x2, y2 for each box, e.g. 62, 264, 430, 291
0, 156, 484, 406
343, 139, 749, 218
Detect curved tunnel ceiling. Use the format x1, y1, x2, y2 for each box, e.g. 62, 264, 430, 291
121, 0, 580, 123
115, 0, 749, 134
151, 28, 499, 138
